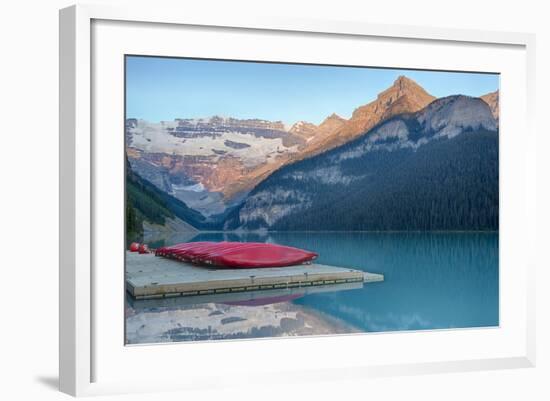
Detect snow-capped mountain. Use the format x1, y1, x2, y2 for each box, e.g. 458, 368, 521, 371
127, 116, 302, 167
126, 116, 306, 216
126, 76, 499, 220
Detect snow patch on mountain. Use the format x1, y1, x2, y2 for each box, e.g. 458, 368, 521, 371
128, 119, 300, 168
171, 182, 206, 193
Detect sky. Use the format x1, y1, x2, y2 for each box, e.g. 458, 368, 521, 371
125, 55, 499, 126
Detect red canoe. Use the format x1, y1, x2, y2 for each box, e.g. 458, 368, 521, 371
138, 244, 150, 254
155, 241, 317, 268
156, 242, 211, 259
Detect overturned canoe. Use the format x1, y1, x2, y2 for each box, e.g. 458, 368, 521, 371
155, 241, 318, 268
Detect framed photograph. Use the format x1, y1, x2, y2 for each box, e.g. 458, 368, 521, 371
59, 4, 536, 396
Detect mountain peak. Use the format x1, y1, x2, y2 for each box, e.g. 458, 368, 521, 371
393, 75, 415, 87
315, 113, 347, 136
289, 120, 318, 138
325, 113, 345, 122
297, 76, 435, 158
380, 75, 432, 100
349, 76, 435, 123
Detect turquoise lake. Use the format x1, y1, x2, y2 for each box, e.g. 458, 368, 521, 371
125, 232, 499, 343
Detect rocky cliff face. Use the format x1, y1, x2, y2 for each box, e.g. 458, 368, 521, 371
417, 95, 497, 138
226, 95, 499, 231
481, 90, 499, 123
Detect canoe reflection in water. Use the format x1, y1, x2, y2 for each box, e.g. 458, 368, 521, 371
125, 282, 365, 344
223, 293, 303, 307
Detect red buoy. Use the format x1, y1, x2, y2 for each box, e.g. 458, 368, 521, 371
138, 244, 150, 254
129, 242, 140, 252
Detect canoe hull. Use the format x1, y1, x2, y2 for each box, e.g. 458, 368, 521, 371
155, 241, 318, 268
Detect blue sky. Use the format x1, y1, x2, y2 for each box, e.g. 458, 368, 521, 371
126, 55, 499, 126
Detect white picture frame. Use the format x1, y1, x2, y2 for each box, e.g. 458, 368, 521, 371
59, 3, 536, 397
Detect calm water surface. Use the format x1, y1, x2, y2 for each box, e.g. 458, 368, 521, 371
126, 232, 498, 343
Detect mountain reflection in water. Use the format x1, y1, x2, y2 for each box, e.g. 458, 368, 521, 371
126, 232, 498, 344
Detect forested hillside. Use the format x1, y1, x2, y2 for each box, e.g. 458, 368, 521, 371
224, 95, 499, 231
126, 156, 212, 237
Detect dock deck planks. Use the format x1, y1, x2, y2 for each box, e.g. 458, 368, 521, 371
126, 252, 383, 299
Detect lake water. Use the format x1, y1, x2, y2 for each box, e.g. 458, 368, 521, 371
125, 232, 499, 343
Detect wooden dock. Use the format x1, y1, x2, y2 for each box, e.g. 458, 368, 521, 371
127, 281, 365, 309
126, 252, 383, 300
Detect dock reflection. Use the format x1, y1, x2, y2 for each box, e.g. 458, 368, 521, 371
127, 281, 364, 311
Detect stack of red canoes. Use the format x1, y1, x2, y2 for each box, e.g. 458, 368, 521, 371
155, 241, 318, 269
